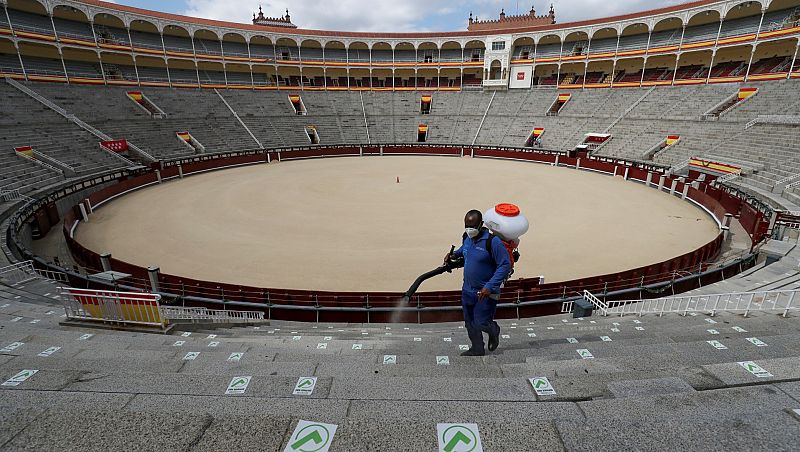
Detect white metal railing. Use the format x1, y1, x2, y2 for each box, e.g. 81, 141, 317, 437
671, 158, 691, 174
0, 261, 37, 285
215, 88, 263, 149
784, 178, 800, 190
773, 172, 800, 193
716, 172, 741, 184
472, 91, 496, 145
0, 189, 33, 203
160, 306, 264, 323
605, 289, 798, 318
583, 290, 608, 314
745, 114, 800, 129
17, 150, 68, 175
605, 86, 655, 133
60, 287, 165, 328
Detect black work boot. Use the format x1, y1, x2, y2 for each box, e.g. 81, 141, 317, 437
460, 348, 485, 356
488, 322, 500, 352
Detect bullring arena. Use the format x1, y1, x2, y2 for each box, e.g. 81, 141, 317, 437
75, 156, 720, 291
1, 0, 800, 450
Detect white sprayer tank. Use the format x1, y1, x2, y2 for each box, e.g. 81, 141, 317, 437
483, 203, 529, 245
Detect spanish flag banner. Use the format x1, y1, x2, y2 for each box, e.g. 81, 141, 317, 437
557, 93, 571, 102
127, 91, 143, 102
738, 87, 758, 100
14, 146, 34, 158
689, 157, 741, 174
177, 132, 191, 142
665, 135, 680, 146
533, 128, 545, 137
418, 124, 429, 133
421, 95, 432, 103
288, 94, 301, 103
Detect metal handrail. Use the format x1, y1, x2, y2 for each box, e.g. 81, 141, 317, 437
160, 306, 264, 323
605, 288, 797, 318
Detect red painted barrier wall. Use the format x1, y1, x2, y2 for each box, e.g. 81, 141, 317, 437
59, 147, 752, 318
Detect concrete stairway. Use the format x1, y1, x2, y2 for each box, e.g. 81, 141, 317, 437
0, 279, 798, 450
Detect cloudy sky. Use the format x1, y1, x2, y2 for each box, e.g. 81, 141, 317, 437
114, 0, 684, 32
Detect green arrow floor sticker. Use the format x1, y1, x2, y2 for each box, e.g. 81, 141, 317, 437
576, 349, 594, 359
225, 375, 252, 394
528, 376, 556, 396
746, 337, 768, 347
383, 355, 396, 364
437, 423, 483, 452
0, 342, 24, 353
183, 352, 200, 360
285, 420, 337, 452
293, 376, 317, 396
436, 356, 450, 365
738, 361, 773, 378
2, 369, 38, 386
37, 347, 60, 357
706, 340, 728, 350
228, 352, 244, 362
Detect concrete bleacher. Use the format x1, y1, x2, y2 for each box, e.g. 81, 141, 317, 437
5, 78, 800, 199
0, 276, 797, 450
0, 83, 124, 174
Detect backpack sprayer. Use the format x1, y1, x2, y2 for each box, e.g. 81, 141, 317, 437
400, 203, 530, 302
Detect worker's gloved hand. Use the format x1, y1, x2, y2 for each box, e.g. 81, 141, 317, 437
443, 252, 452, 265
478, 288, 492, 301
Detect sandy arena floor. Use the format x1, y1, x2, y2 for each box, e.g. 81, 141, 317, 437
75, 156, 720, 292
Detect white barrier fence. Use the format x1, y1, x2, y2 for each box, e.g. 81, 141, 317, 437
61, 287, 165, 328
59, 287, 265, 328
160, 306, 264, 323
0, 261, 38, 286
0, 260, 69, 286
597, 289, 797, 318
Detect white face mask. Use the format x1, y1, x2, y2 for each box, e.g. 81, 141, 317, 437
465, 227, 480, 238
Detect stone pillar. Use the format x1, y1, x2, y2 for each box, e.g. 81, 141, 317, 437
100, 253, 112, 272
147, 266, 160, 293
78, 203, 89, 222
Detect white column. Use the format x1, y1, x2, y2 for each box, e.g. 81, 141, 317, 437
788, 40, 800, 80
744, 9, 767, 82
132, 55, 141, 86
220, 39, 228, 87
555, 39, 564, 84
672, 25, 686, 85
610, 32, 621, 86
97, 50, 107, 85
706, 19, 723, 84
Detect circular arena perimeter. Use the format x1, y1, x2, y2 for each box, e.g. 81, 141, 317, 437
74, 155, 720, 293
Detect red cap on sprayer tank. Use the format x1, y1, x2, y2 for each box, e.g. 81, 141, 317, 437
495, 203, 520, 217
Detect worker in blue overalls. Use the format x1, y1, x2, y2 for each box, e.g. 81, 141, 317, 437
445, 209, 512, 356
